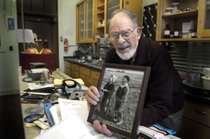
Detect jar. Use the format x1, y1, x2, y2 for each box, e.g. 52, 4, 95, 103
164, 24, 171, 38
165, 7, 173, 15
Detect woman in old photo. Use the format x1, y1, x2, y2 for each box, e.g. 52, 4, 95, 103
100, 75, 118, 117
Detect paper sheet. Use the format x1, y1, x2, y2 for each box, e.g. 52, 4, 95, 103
28, 83, 54, 90
35, 98, 121, 139
34, 117, 95, 139
58, 98, 89, 122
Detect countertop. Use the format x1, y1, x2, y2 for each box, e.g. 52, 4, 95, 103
64, 57, 103, 70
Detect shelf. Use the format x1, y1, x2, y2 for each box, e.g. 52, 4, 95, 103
162, 10, 198, 18
97, 26, 104, 29
97, 11, 104, 15
156, 38, 210, 42
97, 3, 105, 10
18, 11, 57, 17
107, 5, 120, 12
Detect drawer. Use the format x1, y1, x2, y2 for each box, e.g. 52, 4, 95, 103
91, 70, 100, 80
71, 63, 80, 71
71, 71, 80, 78
184, 100, 210, 127
80, 66, 90, 76
80, 74, 90, 87
178, 117, 210, 139
90, 79, 98, 87
64, 61, 71, 68
64, 68, 71, 76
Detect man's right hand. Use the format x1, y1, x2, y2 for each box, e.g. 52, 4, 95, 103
85, 86, 100, 105
85, 86, 113, 136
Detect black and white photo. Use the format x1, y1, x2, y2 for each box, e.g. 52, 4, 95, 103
87, 63, 151, 138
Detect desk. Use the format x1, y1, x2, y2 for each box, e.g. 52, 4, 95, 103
19, 71, 72, 139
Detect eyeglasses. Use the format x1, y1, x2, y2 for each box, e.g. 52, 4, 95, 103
109, 28, 137, 41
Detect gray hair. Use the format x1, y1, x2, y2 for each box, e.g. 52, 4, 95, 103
108, 9, 139, 30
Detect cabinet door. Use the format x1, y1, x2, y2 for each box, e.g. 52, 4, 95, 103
85, 0, 93, 39
156, 0, 199, 41
77, 2, 85, 41
105, 0, 121, 34
95, 0, 105, 38
197, 0, 210, 37
123, 0, 142, 26
76, 0, 93, 43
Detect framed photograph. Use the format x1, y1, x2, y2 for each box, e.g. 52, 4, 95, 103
87, 63, 151, 138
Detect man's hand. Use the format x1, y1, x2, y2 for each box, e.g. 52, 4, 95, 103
85, 87, 113, 136
93, 120, 113, 136
85, 86, 100, 105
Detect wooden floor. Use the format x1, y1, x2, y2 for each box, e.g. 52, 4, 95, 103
0, 94, 25, 139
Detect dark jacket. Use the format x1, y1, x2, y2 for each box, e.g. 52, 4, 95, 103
105, 36, 184, 126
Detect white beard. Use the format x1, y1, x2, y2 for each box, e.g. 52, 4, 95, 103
116, 45, 138, 60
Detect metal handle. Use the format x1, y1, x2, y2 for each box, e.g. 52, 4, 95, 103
195, 110, 209, 116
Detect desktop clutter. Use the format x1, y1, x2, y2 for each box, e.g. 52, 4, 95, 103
20, 63, 179, 139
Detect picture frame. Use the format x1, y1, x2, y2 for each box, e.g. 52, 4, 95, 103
87, 63, 151, 139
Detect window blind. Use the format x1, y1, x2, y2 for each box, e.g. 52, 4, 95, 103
168, 41, 210, 73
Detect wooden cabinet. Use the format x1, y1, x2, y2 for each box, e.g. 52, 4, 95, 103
104, 0, 142, 36
76, 0, 142, 43
90, 69, 101, 87
76, 0, 94, 43
65, 62, 80, 79
64, 61, 71, 76
156, 0, 210, 41
197, 0, 210, 37
94, 0, 106, 37
80, 66, 91, 87
105, 0, 122, 33
71, 63, 80, 78
123, 0, 142, 27
179, 100, 210, 139
64, 61, 101, 87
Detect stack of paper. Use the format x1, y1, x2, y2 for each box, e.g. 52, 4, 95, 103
35, 98, 119, 139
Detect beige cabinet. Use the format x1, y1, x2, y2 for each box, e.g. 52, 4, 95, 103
156, 0, 210, 42
76, 0, 94, 43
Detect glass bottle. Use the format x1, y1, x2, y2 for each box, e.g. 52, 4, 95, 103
164, 24, 171, 38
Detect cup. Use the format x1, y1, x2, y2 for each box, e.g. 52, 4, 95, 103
203, 68, 210, 77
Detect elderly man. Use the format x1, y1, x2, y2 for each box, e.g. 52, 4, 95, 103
85, 9, 184, 136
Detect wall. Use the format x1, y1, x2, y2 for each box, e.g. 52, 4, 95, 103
58, 0, 79, 72
0, 0, 20, 95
